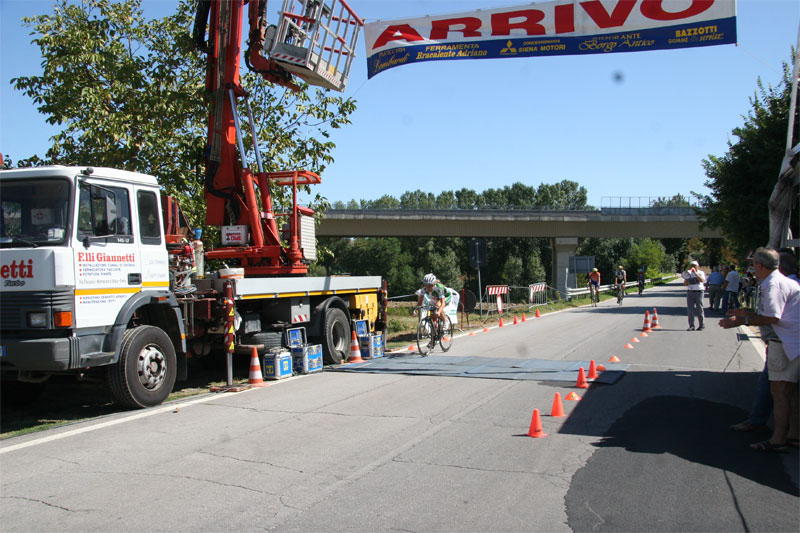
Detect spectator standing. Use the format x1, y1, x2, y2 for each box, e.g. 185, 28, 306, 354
741, 272, 757, 308
721, 264, 741, 313
729, 252, 800, 435
706, 266, 724, 311
682, 260, 706, 331
720, 248, 799, 453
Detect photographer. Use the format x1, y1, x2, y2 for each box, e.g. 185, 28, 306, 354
683, 260, 706, 331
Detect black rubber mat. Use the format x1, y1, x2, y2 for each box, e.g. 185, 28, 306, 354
334, 355, 628, 383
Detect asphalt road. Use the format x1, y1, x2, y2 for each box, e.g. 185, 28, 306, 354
1, 280, 798, 532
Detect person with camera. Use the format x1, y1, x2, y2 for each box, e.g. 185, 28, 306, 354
683, 260, 706, 331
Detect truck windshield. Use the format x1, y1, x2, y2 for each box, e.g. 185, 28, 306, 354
0, 179, 71, 247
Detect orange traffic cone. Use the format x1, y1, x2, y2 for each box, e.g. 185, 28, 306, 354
575, 367, 589, 388
248, 347, 266, 387
513, 315, 519, 325
469, 331, 476, 336
483, 327, 490, 332
499, 317, 505, 327
565, 391, 582, 401
535, 308, 541, 318
624, 343, 634, 349
588, 360, 598, 380
528, 409, 547, 438
609, 355, 621, 362
408, 344, 415, 351
550, 393, 566, 417
349, 331, 364, 363
631, 337, 640, 343
521, 313, 527, 322
651, 308, 661, 329
642, 310, 652, 332
596, 364, 607, 372
640, 331, 649, 337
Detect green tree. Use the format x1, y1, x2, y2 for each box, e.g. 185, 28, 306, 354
481, 188, 507, 208
400, 190, 435, 209
455, 187, 480, 209
505, 182, 537, 208
11, 0, 356, 227
698, 53, 799, 259
436, 190, 457, 209
627, 238, 667, 277
368, 195, 401, 209
651, 194, 692, 207
577, 237, 634, 281
535, 180, 588, 210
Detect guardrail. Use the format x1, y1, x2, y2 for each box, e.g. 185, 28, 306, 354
566, 276, 676, 299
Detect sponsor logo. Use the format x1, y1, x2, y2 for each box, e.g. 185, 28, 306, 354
4, 279, 25, 287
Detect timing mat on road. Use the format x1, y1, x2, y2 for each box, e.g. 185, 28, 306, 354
334, 355, 629, 384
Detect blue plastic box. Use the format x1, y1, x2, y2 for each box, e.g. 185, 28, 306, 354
263, 351, 292, 379
360, 333, 384, 359
292, 344, 323, 374
354, 320, 369, 337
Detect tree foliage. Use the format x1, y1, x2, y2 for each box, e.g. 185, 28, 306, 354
10, 0, 356, 227
347, 180, 589, 211
698, 52, 799, 259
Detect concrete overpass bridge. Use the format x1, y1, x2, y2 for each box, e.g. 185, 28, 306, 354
316, 207, 721, 296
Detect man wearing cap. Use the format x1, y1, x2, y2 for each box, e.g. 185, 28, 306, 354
683, 260, 706, 331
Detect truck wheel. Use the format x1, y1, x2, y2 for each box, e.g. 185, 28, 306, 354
107, 326, 177, 408
321, 307, 350, 364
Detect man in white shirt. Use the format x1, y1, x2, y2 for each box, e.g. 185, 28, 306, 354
721, 265, 741, 313
682, 260, 706, 331
720, 248, 800, 452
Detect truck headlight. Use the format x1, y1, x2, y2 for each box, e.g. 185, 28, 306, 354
27, 312, 48, 328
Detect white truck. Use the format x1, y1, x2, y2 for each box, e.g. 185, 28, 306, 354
0, 165, 386, 408
1, 0, 377, 408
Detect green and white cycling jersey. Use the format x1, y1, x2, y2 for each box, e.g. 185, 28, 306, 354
417, 283, 458, 307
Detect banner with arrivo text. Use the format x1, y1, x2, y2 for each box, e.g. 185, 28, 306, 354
364, 0, 737, 78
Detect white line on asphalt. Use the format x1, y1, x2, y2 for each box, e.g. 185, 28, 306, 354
0, 376, 302, 455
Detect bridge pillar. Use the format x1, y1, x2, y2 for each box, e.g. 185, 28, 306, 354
551, 237, 578, 299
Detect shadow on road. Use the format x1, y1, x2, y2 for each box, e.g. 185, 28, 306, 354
562, 370, 799, 532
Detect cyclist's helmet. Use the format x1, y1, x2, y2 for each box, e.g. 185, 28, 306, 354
592, 268, 598, 272
422, 273, 436, 285
618, 265, 624, 269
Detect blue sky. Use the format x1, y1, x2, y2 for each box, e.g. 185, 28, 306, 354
2, 0, 798, 209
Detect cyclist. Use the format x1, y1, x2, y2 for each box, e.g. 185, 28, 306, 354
588, 268, 601, 302
637, 268, 645, 295
413, 274, 452, 344
614, 265, 627, 300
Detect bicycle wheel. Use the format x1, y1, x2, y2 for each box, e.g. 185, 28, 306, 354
592, 290, 598, 307
417, 317, 434, 356
439, 315, 454, 352
617, 288, 623, 305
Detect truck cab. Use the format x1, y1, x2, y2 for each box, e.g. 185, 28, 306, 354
1, 166, 185, 407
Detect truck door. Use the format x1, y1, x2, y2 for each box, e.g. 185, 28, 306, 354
133, 187, 169, 292
74, 180, 141, 328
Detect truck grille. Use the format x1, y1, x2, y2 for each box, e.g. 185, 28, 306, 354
0, 290, 73, 330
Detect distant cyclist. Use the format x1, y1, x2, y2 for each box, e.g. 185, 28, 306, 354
614, 265, 627, 293
413, 274, 452, 333
637, 268, 645, 295
588, 268, 601, 301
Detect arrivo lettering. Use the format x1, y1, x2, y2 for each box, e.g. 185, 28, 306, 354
0, 259, 34, 279
372, 0, 715, 49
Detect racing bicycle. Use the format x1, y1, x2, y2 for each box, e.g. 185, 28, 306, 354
615, 283, 625, 305
587, 283, 599, 307
415, 305, 453, 356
